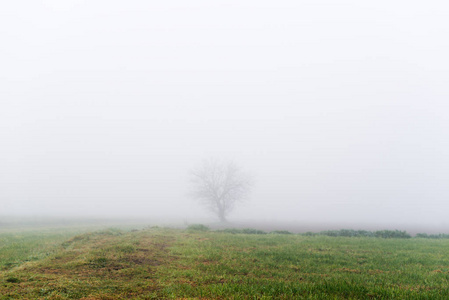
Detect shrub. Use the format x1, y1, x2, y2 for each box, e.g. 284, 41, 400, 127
186, 224, 210, 232
374, 230, 411, 239
241, 228, 266, 235
270, 230, 292, 234
318, 229, 410, 239
416, 233, 428, 238
303, 231, 317, 236
216, 228, 266, 234
97, 228, 123, 236
319, 230, 340, 237
416, 233, 449, 239
356, 230, 375, 237
219, 228, 243, 234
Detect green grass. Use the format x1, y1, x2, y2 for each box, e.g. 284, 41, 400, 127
1, 226, 449, 299
0, 228, 86, 272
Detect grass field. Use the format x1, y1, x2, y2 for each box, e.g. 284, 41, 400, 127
1, 226, 449, 299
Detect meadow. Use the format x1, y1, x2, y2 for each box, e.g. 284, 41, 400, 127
1, 225, 449, 299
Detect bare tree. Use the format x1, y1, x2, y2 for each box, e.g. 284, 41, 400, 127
190, 159, 252, 222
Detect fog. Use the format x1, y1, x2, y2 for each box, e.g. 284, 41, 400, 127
1, 0, 449, 231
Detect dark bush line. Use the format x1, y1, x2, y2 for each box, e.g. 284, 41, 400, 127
217, 228, 294, 235
316, 229, 411, 239
188, 225, 292, 235
314, 230, 449, 239
186, 224, 448, 239
307, 230, 449, 239
270, 230, 292, 235
221, 228, 267, 234
213, 228, 265, 234
416, 233, 449, 239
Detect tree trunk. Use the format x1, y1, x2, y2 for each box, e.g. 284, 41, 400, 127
218, 208, 227, 223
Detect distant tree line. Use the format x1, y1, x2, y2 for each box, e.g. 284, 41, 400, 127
415, 233, 449, 239
186, 224, 291, 235
312, 229, 411, 239
313, 230, 449, 239
185, 224, 449, 239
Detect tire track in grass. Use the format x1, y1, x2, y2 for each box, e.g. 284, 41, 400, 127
1, 228, 177, 299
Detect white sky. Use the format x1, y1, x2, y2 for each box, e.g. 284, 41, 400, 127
1, 0, 449, 228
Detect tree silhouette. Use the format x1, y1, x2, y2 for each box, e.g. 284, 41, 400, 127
190, 159, 252, 222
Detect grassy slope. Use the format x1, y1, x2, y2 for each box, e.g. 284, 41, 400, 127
1, 228, 449, 299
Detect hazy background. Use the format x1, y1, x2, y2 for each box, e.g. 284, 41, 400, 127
1, 0, 449, 230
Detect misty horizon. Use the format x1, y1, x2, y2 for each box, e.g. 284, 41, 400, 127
1, 0, 449, 230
